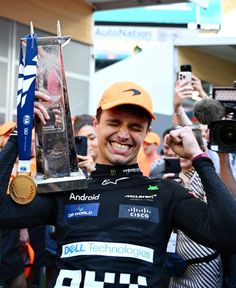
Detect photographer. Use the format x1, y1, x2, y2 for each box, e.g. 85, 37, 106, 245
150, 126, 179, 179
173, 75, 221, 172
173, 74, 208, 127
73, 114, 98, 175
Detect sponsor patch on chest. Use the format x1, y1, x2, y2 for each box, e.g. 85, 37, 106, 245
69, 192, 100, 201
119, 204, 159, 223
64, 203, 99, 220
61, 241, 154, 263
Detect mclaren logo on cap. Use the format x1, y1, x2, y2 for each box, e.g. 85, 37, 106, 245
123, 89, 141, 96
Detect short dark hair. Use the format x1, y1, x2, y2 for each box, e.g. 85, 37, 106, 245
73, 114, 93, 135
96, 105, 152, 129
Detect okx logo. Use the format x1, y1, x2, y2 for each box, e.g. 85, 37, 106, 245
55, 270, 147, 287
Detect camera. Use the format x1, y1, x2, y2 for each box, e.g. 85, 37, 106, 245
209, 84, 236, 153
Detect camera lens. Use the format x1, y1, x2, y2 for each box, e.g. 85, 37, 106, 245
217, 123, 236, 146
180, 64, 192, 72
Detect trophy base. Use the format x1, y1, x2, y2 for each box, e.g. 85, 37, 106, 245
36, 171, 87, 194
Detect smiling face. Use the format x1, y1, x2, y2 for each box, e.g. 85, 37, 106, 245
94, 107, 149, 166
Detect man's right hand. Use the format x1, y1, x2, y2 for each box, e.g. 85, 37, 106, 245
166, 126, 203, 161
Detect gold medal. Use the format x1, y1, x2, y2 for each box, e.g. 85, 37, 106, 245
9, 173, 37, 204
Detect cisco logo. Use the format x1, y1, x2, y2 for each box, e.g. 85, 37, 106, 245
119, 205, 159, 223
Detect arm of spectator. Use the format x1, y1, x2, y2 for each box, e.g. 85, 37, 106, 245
173, 79, 193, 126
218, 152, 236, 197
192, 75, 208, 99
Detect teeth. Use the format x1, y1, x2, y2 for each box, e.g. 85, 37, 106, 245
111, 142, 129, 150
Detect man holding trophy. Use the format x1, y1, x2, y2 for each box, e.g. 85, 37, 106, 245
1, 26, 236, 287
9, 23, 86, 204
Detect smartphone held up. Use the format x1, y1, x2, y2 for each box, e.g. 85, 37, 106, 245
178, 64, 192, 82
164, 157, 181, 179
75, 136, 87, 157
178, 64, 201, 101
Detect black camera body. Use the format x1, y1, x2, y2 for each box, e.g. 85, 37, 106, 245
209, 86, 236, 153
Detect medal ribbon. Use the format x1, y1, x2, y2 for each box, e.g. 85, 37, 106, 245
17, 33, 38, 173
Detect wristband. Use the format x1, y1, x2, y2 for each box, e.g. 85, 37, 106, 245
192, 152, 209, 161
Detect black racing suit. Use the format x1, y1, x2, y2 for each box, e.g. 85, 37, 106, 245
1, 135, 236, 288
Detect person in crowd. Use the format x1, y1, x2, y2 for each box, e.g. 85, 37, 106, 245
172, 74, 208, 127
218, 151, 236, 288
218, 149, 236, 287
149, 127, 179, 178
150, 74, 209, 179
73, 113, 98, 175
137, 131, 161, 176
1, 81, 236, 288
1, 124, 46, 288
10, 127, 46, 288
173, 74, 221, 173
0, 122, 27, 288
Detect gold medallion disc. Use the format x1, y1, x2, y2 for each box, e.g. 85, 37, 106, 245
9, 174, 37, 204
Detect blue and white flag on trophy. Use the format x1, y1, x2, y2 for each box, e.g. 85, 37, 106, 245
17, 33, 38, 173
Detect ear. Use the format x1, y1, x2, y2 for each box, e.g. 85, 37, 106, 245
93, 116, 98, 129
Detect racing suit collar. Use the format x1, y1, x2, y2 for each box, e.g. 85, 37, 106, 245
91, 163, 142, 178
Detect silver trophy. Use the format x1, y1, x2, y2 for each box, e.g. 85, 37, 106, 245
33, 22, 86, 193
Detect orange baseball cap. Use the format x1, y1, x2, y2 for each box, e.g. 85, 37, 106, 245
0, 121, 16, 136
97, 81, 156, 120
144, 132, 160, 145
